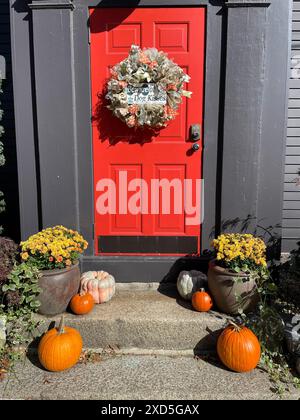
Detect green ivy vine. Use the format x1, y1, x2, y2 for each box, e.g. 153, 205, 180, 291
0, 76, 5, 234
236, 270, 300, 396
0, 262, 41, 378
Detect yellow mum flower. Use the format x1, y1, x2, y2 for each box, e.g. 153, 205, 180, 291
212, 233, 266, 267
20, 225, 88, 268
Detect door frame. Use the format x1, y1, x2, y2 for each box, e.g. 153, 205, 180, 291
14, 0, 224, 281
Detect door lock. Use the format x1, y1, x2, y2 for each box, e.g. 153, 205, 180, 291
190, 124, 201, 142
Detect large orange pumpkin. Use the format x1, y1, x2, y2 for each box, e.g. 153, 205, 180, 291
192, 289, 213, 312
70, 293, 94, 315
217, 321, 261, 373
38, 316, 83, 372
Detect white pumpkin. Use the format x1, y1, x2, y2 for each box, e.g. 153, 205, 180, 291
177, 270, 207, 301
80, 271, 115, 304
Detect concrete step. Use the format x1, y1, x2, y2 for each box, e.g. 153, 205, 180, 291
1, 354, 299, 400
33, 287, 228, 352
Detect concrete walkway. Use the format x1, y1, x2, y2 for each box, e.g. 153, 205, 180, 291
0, 353, 299, 400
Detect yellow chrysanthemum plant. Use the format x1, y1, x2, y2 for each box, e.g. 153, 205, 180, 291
20, 226, 88, 270
212, 233, 269, 278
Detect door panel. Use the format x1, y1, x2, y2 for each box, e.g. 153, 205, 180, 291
90, 7, 205, 255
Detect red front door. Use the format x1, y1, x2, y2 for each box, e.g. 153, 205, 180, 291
90, 8, 205, 255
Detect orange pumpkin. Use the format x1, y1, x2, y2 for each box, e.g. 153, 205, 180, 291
38, 316, 83, 372
217, 321, 261, 373
70, 293, 94, 315
192, 289, 213, 312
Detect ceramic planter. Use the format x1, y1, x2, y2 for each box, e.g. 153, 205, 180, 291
37, 262, 80, 316
208, 260, 259, 315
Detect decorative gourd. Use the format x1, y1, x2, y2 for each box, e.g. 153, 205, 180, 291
70, 293, 94, 315
192, 289, 213, 312
177, 270, 207, 301
80, 271, 116, 304
217, 321, 261, 373
38, 316, 83, 372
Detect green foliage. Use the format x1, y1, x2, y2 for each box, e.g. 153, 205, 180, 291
0, 346, 23, 381
0, 263, 41, 347
0, 76, 5, 234
0, 237, 18, 286
0, 234, 42, 379
0, 193, 5, 235
217, 229, 300, 395
238, 271, 300, 395
0, 261, 42, 380
260, 350, 300, 396
278, 242, 300, 307
0, 141, 4, 167
244, 279, 285, 357
0, 79, 4, 162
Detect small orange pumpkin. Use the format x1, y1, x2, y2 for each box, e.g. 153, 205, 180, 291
38, 316, 83, 372
192, 289, 213, 312
217, 321, 261, 373
70, 293, 94, 315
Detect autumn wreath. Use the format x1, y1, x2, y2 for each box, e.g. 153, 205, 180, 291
106, 45, 192, 129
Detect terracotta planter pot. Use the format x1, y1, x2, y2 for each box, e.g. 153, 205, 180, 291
208, 260, 259, 315
38, 262, 80, 316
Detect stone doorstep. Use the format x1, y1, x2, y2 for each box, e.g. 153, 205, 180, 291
33, 286, 230, 353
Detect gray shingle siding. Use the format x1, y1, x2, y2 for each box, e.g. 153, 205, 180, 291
283, 0, 300, 252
